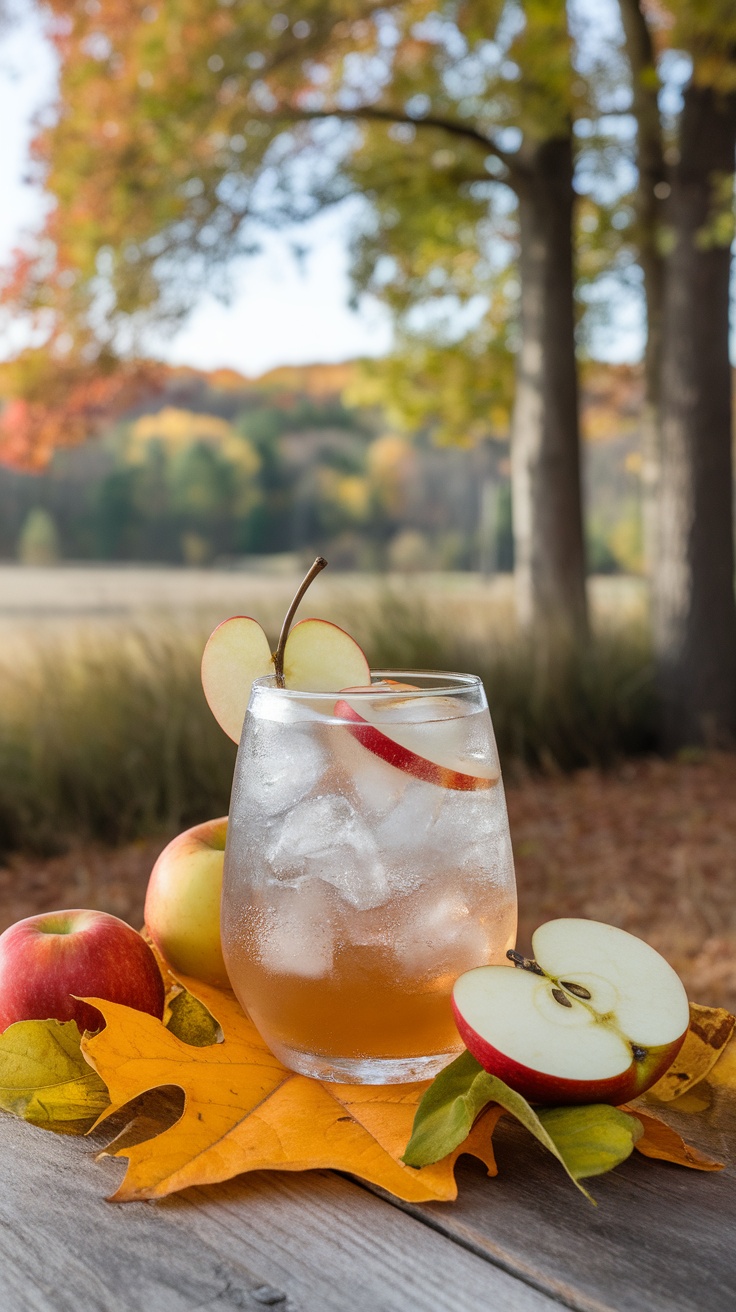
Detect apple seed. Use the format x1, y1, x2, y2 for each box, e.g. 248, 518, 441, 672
560, 981, 592, 1000
552, 988, 574, 1008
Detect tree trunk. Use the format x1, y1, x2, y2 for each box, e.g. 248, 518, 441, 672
510, 134, 588, 641
656, 85, 736, 747
618, 0, 666, 580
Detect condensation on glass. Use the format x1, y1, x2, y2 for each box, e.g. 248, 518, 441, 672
222, 672, 517, 1084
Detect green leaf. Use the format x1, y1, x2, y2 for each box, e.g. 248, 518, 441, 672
403, 1049, 644, 1202
0, 1019, 109, 1128
402, 1050, 500, 1167
538, 1104, 644, 1180
166, 988, 222, 1047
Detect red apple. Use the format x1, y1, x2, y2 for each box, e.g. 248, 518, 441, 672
452, 918, 690, 1105
145, 817, 230, 987
334, 690, 498, 792
0, 909, 166, 1034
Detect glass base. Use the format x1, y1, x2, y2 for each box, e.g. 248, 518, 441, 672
267, 1039, 462, 1084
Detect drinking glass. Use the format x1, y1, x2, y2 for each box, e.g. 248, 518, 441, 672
221, 671, 517, 1084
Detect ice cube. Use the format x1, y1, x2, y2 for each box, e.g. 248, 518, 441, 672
331, 725, 411, 817
430, 785, 514, 883
257, 885, 334, 978
250, 689, 335, 725
266, 794, 390, 910
391, 892, 493, 978
375, 778, 445, 853
233, 720, 328, 818
374, 776, 514, 894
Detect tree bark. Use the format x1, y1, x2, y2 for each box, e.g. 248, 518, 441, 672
617, 0, 666, 581
656, 85, 736, 747
510, 134, 588, 641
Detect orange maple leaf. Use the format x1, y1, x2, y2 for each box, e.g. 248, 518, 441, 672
81, 975, 500, 1204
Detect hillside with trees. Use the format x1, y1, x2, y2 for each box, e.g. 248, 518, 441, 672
0, 359, 643, 575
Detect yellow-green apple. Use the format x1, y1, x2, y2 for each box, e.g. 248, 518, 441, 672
0, 910, 165, 1034
334, 689, 498, 792
201, 616, 370, 743
452, 919, 690, 1105
144, 817, 230, 987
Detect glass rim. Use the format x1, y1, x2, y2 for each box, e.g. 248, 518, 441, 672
250, 669, 483, 700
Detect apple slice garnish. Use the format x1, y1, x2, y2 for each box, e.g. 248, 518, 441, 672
201, 558, 370, 742
282, 617, 371, 692
201, 615, 273, 744
452, 918, 690, 1105
334, 689, 498, 792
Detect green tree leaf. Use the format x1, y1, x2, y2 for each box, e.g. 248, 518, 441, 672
0, 1019, 109, 1128
403, 1049, 643, 1201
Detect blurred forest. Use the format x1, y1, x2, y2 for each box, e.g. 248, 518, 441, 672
1, 358, 642, 575
1, 0, 735, 748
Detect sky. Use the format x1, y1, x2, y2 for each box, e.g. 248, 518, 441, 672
0, 9, 394, 377
0, 5, 645, 378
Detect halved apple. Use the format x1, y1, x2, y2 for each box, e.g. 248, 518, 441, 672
201, 615, 370, 743
334, 690, 498, 792
452, 918, 690, 1105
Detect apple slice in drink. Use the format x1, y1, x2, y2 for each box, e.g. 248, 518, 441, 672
202, 616, 370, 743
452, 918, 690, 1105
334, 689, 498, 792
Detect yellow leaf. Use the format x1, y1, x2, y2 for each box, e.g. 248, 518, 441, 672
81, 975, 497, 1204
646, 1003, 735, 1103
0, 1019, 109, 1129
631, 1109, 724, 1172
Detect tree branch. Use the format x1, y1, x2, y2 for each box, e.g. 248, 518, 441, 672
268, 103, 521, 181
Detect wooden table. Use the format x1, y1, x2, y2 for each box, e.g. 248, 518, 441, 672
1, 1092, 733, 1312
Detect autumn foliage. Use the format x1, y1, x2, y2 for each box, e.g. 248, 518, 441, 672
0, 359, 164, 469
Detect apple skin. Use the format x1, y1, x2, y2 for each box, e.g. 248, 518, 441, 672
334, 698, 495, 792
451, 996, 687, 1105
0, 909, 165, 1035
145, 817, 230, 987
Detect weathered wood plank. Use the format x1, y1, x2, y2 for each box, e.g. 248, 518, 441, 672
377, 1111, 736, 1312
160, 1170, 564, 1312
0, 1113, 558, 1312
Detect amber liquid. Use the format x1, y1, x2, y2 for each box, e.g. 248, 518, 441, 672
222, 688, 518, 1080
225, 890, 517, 1063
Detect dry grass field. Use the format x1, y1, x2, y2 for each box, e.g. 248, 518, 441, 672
0, 565, 732, 1011
0, 563, 646, 640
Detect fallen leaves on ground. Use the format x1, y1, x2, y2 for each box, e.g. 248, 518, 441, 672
79, 971, 731, 1206
81, 974, 498, 1204
0, 959, 731, 1204
0, 1018, 108, 1128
